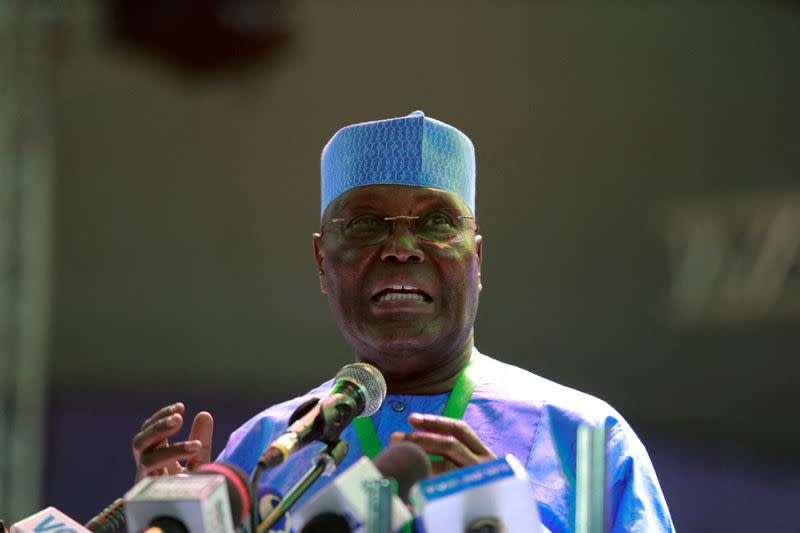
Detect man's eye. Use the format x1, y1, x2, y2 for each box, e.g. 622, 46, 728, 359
421, 212, 455, 227
348, 215, 382, 228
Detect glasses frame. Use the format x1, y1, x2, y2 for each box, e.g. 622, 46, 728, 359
319, 210, 479, 245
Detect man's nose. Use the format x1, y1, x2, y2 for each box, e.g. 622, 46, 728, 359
379, 220, 425, 263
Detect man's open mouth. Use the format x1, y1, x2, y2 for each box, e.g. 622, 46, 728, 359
371, 284, 432, 303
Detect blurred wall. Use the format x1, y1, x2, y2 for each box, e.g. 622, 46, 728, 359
39, 0, 800, 529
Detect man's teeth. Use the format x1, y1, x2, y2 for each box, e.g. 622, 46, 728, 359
390, 284, 417, 291
377, 292, 426, 303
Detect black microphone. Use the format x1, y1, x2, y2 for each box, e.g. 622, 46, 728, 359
300, 512, 353, 533
258, 363, 387, 468
85, 498, 125, 532
373, 441, 432, 504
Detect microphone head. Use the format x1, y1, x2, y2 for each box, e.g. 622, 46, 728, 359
335, 363, 387, 416
144, 517, 189, 533
300, 512, 352, 533
195, 463, 251, 526
373, 441, 432, 503
467, 517, 506, 533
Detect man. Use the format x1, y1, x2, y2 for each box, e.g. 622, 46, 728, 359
132, 111, 674, 532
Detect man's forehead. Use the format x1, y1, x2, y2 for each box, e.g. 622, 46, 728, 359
327, 185, 468, 217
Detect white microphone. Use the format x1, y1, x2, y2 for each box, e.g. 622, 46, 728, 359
124, 463, 250, 533
10, 507, 91, 533
292, 456, 414, 532
410, 454, 545, 533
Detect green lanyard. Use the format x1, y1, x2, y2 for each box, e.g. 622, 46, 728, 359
352, 358, 476, 533
352, 357, 476, 460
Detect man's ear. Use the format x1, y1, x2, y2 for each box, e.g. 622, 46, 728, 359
475, 234, 483, 292
312, 233, 326, 294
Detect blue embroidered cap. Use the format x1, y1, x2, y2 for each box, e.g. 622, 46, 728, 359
321, 111, 475, 218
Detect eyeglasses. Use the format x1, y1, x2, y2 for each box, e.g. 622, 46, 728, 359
320, 209, 479, 246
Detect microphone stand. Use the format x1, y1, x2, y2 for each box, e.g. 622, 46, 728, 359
249, 397, 321, 533
256, 439, 349, 533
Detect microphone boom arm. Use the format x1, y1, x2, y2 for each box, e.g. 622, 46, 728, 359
256, 439, 349, 533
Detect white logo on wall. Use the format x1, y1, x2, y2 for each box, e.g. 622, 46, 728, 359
665, 192, 800, 323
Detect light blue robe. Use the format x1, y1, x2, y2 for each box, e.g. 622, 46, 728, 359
217, 349, 674, 532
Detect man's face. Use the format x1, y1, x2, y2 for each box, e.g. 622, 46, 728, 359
313, 185, 483, 378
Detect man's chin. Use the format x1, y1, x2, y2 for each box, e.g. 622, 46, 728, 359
358, 342, 434, 379
352, 329, 438, 359
372, 336, 436, 357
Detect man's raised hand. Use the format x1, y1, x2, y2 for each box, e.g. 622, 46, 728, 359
132, 402, 214, 482
390, 413, 496, 475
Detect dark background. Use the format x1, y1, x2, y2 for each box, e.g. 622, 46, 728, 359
31, 1, 800, 531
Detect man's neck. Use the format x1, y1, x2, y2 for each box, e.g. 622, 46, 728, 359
372, 341, 474, 395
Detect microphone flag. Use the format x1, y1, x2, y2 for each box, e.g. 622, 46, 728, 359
11, 507, 91, 533
124, 473, 234, 533
409, 455, 544, 533
292, 457, 412, 532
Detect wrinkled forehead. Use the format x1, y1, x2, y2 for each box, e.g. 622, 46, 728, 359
322, 184, 471, 222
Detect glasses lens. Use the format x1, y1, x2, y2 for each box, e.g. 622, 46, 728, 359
415, 211, 460, 242
342, 215, 390, 244
333, 211, 473, 244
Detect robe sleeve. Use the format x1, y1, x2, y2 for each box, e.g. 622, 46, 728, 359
606, 424, 675, 532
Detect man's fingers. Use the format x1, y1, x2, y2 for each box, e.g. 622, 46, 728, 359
165, 459, 182, 476
390, 431, 477, 468
408, 413, 490, 455
138, 461, 181, 481
430, 459, 457, 476
139, 440, 204, 471
188, 412, 214, 447
186, 412, 214, 469
132, 413, 184, 454
396, 414, 497, 471
132, 404, 214, 483
140, 402, 185, 431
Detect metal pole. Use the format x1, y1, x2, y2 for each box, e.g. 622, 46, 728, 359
0, 0, 56, 520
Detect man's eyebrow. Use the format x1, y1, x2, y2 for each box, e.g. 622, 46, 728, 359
415, 197, 462, 209
336, 198, 383, 214
409, 194, 469, 214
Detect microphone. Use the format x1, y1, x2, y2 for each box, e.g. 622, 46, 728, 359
373, 441, 433, 504
258, 363, 387, 468
294, 442, 430, 533
410, 454, 545, 533
300, 512, 353, 533
124, 463, 250, 533
141, 518, 188, 533
84, 463, 249, 533
10, 507, 91, 532
467, 517, 506, 533
85, 498, 125, 532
